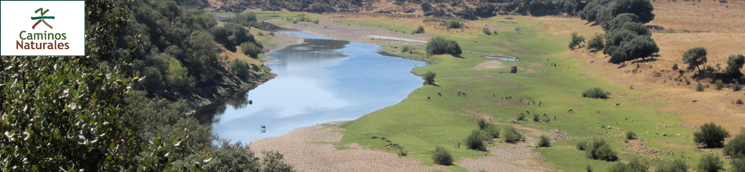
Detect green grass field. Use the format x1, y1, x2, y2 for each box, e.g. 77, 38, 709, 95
241, 11, 731, 171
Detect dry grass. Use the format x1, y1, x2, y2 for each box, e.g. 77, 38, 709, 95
648, 0, 745, 33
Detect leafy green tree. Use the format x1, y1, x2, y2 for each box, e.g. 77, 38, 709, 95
431, 146, 453, 165
694, 122, 730, 148
611, 0, 656, 23
726, 54, 745, 77
261, 150, 296, 172
585, 139, 618, 161
426, 37, 462, 57
164, 56, 195, 92
229, 59, 252, 81
725, 128, 745, 157
413, 26, 425, 34
656, 159, 688, 172
424, 71, 437, 85
626, 131, 637, 140
465, 130, 486, 151
605, 13, 639, 31
683, 47, 708, 72
539, 135, 551, 147
188, 30, 221, 83
698, 154, 723, 172
141, 66, 166, 94
241, 42, 263, 59
233, 11, 257, 27
569, 32, 586, 50
733, 157, 745, 172
446, 19, 462, 29
503, 126, 523, 143
583, 87, 611, 99
605, 30, 659, 63
587, 34, 605, 51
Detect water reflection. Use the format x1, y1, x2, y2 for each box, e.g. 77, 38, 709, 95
198, 31, 427, 143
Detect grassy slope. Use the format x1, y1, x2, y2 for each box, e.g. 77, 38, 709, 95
245, 11, 722, 171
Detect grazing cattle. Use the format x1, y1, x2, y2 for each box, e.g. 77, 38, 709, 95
616, 103, 621, 107
630, 86, 634, 89
625, 118, 628, 121
458, 92, 462, 96
532, 101, 536, 105
438, 92, 442, 96
538, 101, 542, 106
526, 110, 530, 114
597, 110, 600, 114
567, 109, 574, 113
501, 96, 504, 100
462, 93, 467, 96
692, 100, 698, 103
427, 97, 431, 100
616, 122, 619, 125
493, 94, 496, 97
553, 116, 556, 120
543, 113, 547, 117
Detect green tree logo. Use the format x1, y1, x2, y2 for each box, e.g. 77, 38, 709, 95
31, 8, 54, 29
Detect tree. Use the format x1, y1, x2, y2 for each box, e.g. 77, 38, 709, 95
233, 11, 257, 27
587, 34, 605, 51
582, 87, 611, 99
683, 47, 708, 72
229, 59, 252, 81
424, 71, 437, 85
446, 19, 462, 29
605, 13, 639, 31
431, 146, 453, 165
503, 126, 523, 143
694, 122, 730, 148
413, 26, 425, 34
569, 32, 586, 50
539, 135, 551, 147
261, 150, 296, 172
698, 154, 723, 172
611, 0, 656, 23
426, 37, 462, 57
726, 54, 745, 77
483, 27, 492, 35
465, 130, 486, 151
605, 30, 659, 63
241, 42, 263, 59
626, 131, 637, 140
733, 156, 745, 172
725, 128, 745, 157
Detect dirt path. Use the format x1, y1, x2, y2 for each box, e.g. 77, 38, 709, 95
249, 122, 450, 172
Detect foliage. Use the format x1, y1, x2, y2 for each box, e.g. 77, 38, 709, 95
517, 113, 527, 121
413, 26, 425, 34
164, 56, 195, 92
465, 130, 486, 151
736, 84, 743, 92
233, 12, 257, 27
426, 37, 462, 57
683, 47, 708, 72
725, 129, 745, 157
715, 79, 725, 90
587, 165, 593, 172
577, 140, 590, 150
697, 82, 705, 92
656, 158, 688, 172
584, 139, 618, 161
539, 135, 551, 147
241, 42, 263, 59
503, 126, 523, 143
582, 87, 611, 99
605, 30, 659, 63
229, 59, 252, 81
402, 46, 410, 52
483, 27, 492, 35
626, 131, 637, 140
431, 146, 453, 165
698, 154, 723, 172
726, 54, 745, 77
483, 125, 501, 139
738, 99, 744, 104
694, 122, 730, 148
210, 22, 257, 52
424, 71, 437, 85
587, 34, 605, 51
733, 157, 745, 172
605, 13, 639, 31
533, 114, 541, 122
569, 32, 586, 50
478, 118, 488, 130
446, 19, 462, 29
611, 0, 656, 23
608, 159, 648, 172
673, 63, 679, 70
261, 150, 296, 172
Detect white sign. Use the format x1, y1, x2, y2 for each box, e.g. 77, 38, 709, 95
1, 0, 84, 56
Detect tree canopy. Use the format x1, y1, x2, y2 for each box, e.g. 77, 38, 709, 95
683, 47, 708, 72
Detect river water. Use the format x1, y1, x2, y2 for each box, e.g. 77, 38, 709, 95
196, 31, 427, 143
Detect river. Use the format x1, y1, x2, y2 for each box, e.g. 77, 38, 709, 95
196, 31, 427, 143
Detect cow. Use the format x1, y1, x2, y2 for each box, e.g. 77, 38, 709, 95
597, 110, 600, 114
554, 116, 556, 121
532, 100, 536, 105
438, 92, 442, 96
543, 113, 548, 117
616, 103, 621, 107
462, 93, 467, 96
538, 101, 542, 107
526, 110, 530, 114
427, 97, 431, 100
458, 91, 462, 96
493, 94, 496, 97
567, 109, 574, 113
692, 100, 698, 103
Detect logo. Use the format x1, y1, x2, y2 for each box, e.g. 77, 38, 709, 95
1, 0, 84, 56
32, 8, 54, 29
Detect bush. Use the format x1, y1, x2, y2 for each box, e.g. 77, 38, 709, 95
483, 28, 492, 35
738, 99, 744, 104
483, 125, 501, 139
582, 87, 611, 99
587, 34, 605, 51
478, 118, 488, 130
726, 54, 745, 77
715, 79, 725, 90
608, 159, 648, 172
698, 154, 723, 172
503, 127, 523, 143
261, 150, 295, 172
233, 12, 257, 27
626, 131, 637, 140
313, 19, 319, 24
696, 82, 705, 92
446, 19, 462, 29
241, 42, 263, 59
517, 113, 527, 121
694, 122, 730, 148
733, 157, 745, 172
426, 37, 462, 57
431, 146, 453, 165
465, 130, 486, 151
494, 30, 498, 35
569, 32, 586, 50
735, 83, 742, 91
577, 140, 590, 150
587, 165, 593, 172
585, 139, 618, 161
539, 135, 551, 147
401, 46, 410, 52
533, 114, 540, 122
725, 129, 745, 156
719, 0, 727, 3
229, 59, 252, 81
424, 71, 436, 85
656, 159, 688, 172
673, 63, 679, 70
413, 26, 425, 34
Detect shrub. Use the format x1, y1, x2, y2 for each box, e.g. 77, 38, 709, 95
569, 32, 586, 50
585, 139, 618, 161
517, 113, 527, 121
608, 159, 648, 172
577, 140, 590, 150
413, 26, 425, 34
240, 42, 263, 59
626, 131, 637, 140
587, 34, 604, 51
733, 158, 745, 172
483, 125, 501, 139
587, 165, 593, 172
725, 129, 745, 156
698, 154, 723, 172
229, 59, 252, 81
539, 135, 551, 147
715, 79, 725, 90
233, 12, 257, 27
656, 159, 688, 172
719, 0, 727, 3
503, 127, 523, 143
424, 71, 436, 85
261, 150, 295, 172
726, 54, 745, 77
735, 83, 742, 91
478, 118, 488, 130
425, 37, 462, 56
313, 19, 319, 24
465, 130, 486, 151
739, 99, 744, 104
494, 30, 498, 35
401, 46, 410, 52
672, 63, 679, 70
694, 122, 730, 148
431, 146, 453, 165
483, 28, 492, 35
533, 114, 540, 122
582, 87, 611, 99
696, 83, 705, 92
446, 19, 462, 29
